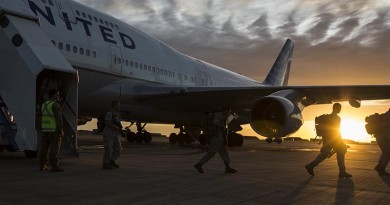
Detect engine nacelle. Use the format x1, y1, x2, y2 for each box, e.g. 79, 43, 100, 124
250, 94, 304, 138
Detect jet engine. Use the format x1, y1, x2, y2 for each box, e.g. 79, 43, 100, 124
250, 91, 305, 138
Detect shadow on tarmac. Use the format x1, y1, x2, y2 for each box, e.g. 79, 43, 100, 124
281, 177, 313, 203
335, 178, 355, 204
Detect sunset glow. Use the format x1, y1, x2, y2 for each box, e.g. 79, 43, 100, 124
340, 118, 372, 143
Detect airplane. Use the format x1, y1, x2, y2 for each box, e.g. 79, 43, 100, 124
1, 0, 390, 157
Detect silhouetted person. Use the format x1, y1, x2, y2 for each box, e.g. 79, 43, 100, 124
373, 109, 390, 176
305, 103, 352, 178
102, 101, 122, 169
194, 109, 237, 174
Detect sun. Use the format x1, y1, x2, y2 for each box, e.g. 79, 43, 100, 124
340, 118, 372, 143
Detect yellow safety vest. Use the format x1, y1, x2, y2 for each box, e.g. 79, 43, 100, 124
41, 100, 57, 132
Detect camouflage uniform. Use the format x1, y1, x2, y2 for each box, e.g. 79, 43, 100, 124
309, 114, 348, 173
102, 111, 122, 164
198, 111, 230, 166
375, 112, 390, 172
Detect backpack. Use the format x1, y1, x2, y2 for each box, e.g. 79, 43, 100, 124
97, 111, 118, 132
365, 113, 383, 135
315, 114, 332, 137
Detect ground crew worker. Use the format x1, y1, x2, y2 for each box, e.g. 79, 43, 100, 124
373, 109, 390, 176
305, 103, 352, 178
102, 101, 122, 169
40, 89, 64, 172
194, 109, 237, 174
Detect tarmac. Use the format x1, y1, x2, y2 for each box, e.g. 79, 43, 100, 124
1, 135, 389, 205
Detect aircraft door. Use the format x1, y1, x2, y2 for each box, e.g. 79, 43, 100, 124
56, 0, 77, 23
110, 45, 123, 74
196, 72, 208, 86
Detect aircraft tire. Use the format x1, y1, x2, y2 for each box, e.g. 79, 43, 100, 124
143, 132, 152, 143
184, 134, 192, 144
169, 133, 177, 144
135, 132, 143, 143
198, 134, 206, 145
275, 138, 283, 144
126, 132, 136, 143
177, 133, 185, 144
236, 134, 244, 147
227, 133, 238, 147
24, 150, 37, 158
266, 138, 273, 143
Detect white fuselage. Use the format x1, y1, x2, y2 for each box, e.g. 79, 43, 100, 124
26, 0, 261, 124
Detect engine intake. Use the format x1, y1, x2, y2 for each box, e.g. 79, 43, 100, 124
250, 96, 303, 138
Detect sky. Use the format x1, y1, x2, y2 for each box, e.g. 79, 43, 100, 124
75, 0, 390, 142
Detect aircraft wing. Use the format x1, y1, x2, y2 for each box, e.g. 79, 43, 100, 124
127, 84, 390, 112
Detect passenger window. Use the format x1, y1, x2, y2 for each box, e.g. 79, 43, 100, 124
164, 70, 167, 75
58, 42, 63, 50
140, 63, 143, 69
148, 65, 151, 71
144, 65, 147, 70
73, 46, 77, 53
48, 0, 53, 6
94, 17, 98, 22
135, 62, 138, 68
105, 21, 109, 26
66, 44, 70, 52
51, 40, 56, 46
115, 25, 119, 30
117, 57, 121, 63
99, 19, 103, 24
92, 51, 96, 58
130, 61, 134, 67
110, 23, 114, 28
86, 49, 90, 56
184, 75, 187, 80
178, 74, 181, 79
82, 13, 86, 18
152, 67, 155, 72
76, 10, 80, 16
42, 0, 46, 4
80, 48, 84, 55
88, 15, 92, 20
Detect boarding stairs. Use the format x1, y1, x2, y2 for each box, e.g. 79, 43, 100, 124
0, 2, 78, 157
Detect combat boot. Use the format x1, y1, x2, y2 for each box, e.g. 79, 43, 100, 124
338, 172, 352, 178
102, 163, 114, 169
40, 165, 49, 172
225, 167, 237, 174
194, 163, 204, 173
375, 165, 390, 176
305, 163, 315, 176
109, 161, 120, 168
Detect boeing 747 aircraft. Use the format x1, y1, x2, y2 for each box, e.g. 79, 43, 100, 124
1, 0, 390, 156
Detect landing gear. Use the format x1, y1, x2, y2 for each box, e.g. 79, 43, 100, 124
275, 138, 283, 144
169, 133, 178, 144
124, 122, 152, 143
265, 137, 283, 144
169, 126, 193, 145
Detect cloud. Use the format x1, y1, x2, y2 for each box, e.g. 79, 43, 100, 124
74, 0, 390, 84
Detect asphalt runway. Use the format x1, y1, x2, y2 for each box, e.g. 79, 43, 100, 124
1, 136, 389, 205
